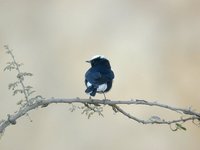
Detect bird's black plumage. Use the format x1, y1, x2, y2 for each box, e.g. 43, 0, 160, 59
85, 55, 114, 97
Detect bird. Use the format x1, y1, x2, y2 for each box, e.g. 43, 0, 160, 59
85, 55, 115, 99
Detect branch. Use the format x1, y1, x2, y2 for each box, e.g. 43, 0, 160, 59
1, 46, 200, 137
0, 98, 200, 134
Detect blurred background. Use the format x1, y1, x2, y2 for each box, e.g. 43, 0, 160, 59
0, 0, 200, 149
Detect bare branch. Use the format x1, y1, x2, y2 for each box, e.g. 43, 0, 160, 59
0, 98, 199, 134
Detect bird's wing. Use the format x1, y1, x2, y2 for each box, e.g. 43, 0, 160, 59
102, 70, 114, 81
85, 69, 114, 86
85, 70, 101, 85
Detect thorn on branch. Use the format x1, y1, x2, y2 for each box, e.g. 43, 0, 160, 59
26, 113, 33, 122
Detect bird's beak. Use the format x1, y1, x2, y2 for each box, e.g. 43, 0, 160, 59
86, 60, 91, 63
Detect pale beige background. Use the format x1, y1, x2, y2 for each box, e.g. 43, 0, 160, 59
0, 0, 200, 150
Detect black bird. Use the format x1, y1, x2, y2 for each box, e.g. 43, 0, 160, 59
85, 55, 114, 99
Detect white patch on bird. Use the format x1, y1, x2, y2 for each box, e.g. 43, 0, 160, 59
97, 83, 107, 92
87, 82, 92, 87
90, 55, 106, 61
87, 81, 107, 92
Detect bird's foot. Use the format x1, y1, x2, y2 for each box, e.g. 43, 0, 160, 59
103, 92, 107, 100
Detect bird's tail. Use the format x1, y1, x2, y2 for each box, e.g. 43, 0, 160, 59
85, 86, 97, 96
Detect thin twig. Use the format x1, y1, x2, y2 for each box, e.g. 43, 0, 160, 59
4, 46, 29, 102
112, 104, 197, 124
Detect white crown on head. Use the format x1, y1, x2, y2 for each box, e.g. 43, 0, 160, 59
89, 55, 106, 61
